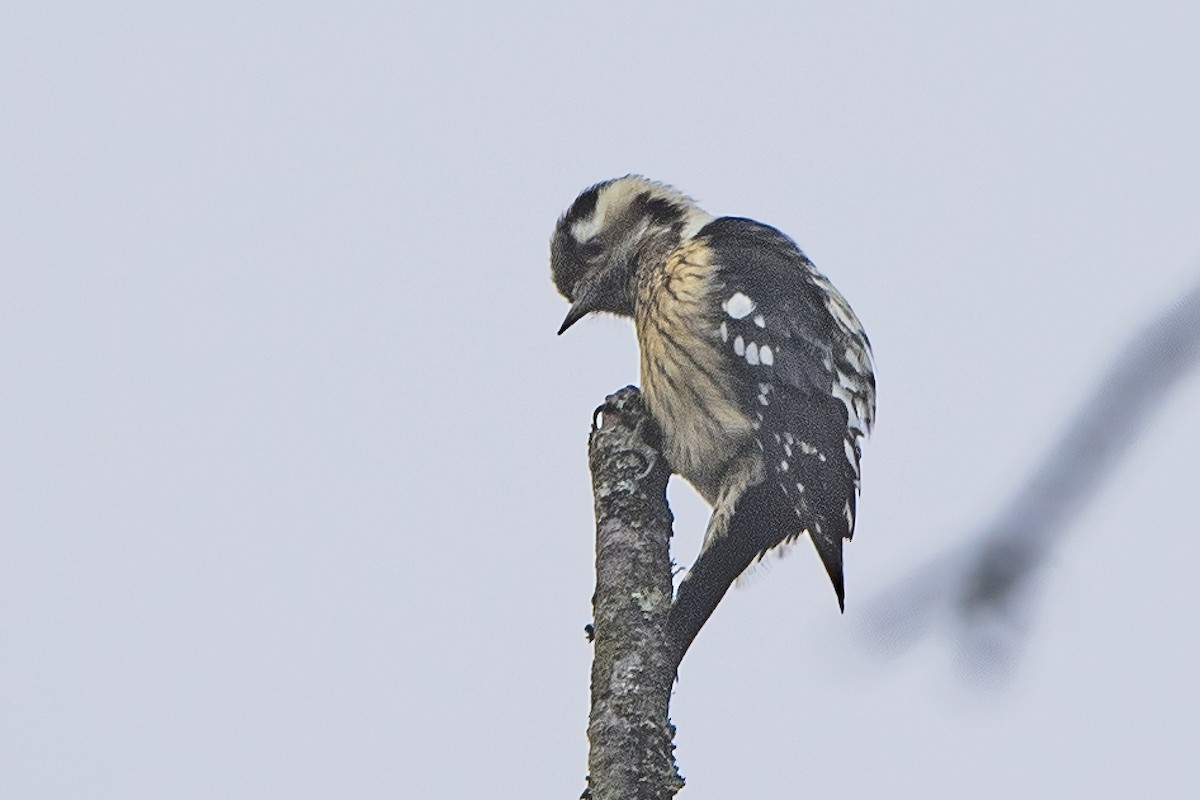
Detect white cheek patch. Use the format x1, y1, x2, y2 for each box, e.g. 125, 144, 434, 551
723, 292, 755, 319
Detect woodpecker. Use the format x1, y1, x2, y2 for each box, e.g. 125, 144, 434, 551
551, 176, 875, 661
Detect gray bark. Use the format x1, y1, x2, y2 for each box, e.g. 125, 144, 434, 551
584, 386, 684, 800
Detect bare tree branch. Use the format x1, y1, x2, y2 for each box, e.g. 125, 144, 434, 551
585, 386, 684, 800
861, 274, 1200, 678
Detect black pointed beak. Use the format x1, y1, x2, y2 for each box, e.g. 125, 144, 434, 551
557, 279, 602, 335
557, 299, 591, 335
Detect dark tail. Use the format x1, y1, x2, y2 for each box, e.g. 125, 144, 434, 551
667, 482, 807, 666
666, 480, 848, 667
809, 525, 846, 613
666, 522, 763, 668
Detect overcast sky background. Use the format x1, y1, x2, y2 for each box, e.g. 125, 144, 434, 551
3, 3, 1199, 798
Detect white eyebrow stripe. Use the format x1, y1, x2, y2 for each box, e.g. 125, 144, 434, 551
570, 217, 601, 243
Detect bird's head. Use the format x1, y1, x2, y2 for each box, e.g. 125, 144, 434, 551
550, 175, 714, 334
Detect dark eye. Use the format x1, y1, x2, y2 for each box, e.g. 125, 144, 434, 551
578, 236, 604, 261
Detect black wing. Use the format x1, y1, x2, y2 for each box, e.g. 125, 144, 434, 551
708, 217, 874, 598
667, 217, 875, 664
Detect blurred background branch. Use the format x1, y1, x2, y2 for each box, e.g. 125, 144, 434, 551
860, 273, 1200, 680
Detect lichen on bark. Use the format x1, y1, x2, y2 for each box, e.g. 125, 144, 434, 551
585, 386, 684, 800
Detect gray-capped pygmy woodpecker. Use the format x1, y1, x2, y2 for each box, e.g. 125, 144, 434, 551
550, 176, 876, 662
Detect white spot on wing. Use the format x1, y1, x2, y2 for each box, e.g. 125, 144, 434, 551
837, 369, 862, 392
719, 321, 728, 342
831, 381, 864, 431
753, 314, 766, 328
723, 292, 755, 319
854, 395, 873, 434
733, 335, 745, 356
816, 280, 864, 338
745, 342, 759, 365
844, 344, 870, 374
759, 345, 773, 366
828, 297, 859, 333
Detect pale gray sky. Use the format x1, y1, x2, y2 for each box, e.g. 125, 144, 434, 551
2, 3, 1198, 798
